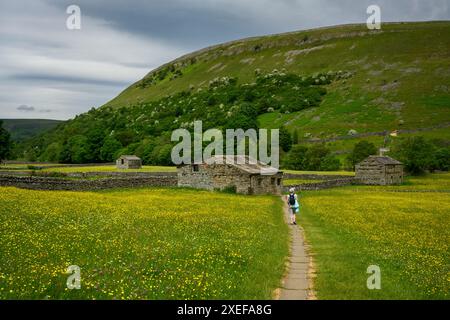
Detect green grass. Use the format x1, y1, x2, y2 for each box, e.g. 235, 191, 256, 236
0, 187, 288, 299
41, 165, 176, 173
0, 163, 65, 170
106, 22, 450, 137
284, 179, 322, 185
368, 173, 450, 191
299, 173, 450, 299
283, 169, 354, 176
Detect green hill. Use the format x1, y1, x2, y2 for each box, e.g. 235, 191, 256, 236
18, 22, 450, 165
1, 119, 63, 142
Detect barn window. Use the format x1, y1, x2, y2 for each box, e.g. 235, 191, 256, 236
277, 178, 281, 186
121, 159, 124, 165
193, 165, 199, 172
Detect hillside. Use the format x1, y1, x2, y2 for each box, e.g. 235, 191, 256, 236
18, 22, 450, 165
1, 119, 63, 142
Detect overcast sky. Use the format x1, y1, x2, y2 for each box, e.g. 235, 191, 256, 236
0, 0, 449, 120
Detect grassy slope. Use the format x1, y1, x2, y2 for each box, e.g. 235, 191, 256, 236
104, 22, 450, 150
1, 119, 63, 142
298, 173, 450, 299
0, 187, 288, 299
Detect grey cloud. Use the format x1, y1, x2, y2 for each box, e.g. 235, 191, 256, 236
45, 0, 450, 48
9, 74, 131, 88
17, 105, 35, 112
17, 104, 52, 114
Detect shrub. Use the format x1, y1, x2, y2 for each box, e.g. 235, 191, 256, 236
100, 137, 122, 162
283, 145, 308, 170
391, 136, 436, 175
279, 126, 293, 152
0, 120, 11, 161
320, 155, 341, 171
433, 147, 450, 171
347, 140, 377, 170
222, 185, 237, 194
283, 144, 340, 171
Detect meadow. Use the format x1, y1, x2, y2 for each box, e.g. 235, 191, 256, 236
0, 164, 176, 177
298, 173, 450, 299
41, 165, 176, 173
1, 171, 448, 300
0, 187, 288, 299
283, 179, 322, 185
283, 170, 354, 176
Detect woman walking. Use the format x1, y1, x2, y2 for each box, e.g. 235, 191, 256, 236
286, 188, 300, 225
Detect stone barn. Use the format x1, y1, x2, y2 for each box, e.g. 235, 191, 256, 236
355, 155, 403, 185
177, 155, 283, 195
116, 155, 142, 169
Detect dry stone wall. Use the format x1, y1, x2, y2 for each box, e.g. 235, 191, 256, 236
283, 177, 356, 192
0, 175, 177, 191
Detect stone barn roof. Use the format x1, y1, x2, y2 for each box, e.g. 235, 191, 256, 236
360, 155, 402, 165
117, 155, 141, 161
203, 155, 281, 175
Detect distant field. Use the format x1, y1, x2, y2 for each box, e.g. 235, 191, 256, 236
385, 173, 450, 191
41, 165, 176, 173
284, 179, 322, 185
299, 173, 450, 299
0, 163, 65, 170
284, 170, 354, 176
0, 164, 176, 173
0, 187, 287, 299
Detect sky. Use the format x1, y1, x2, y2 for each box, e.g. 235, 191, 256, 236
0, 0, 449, 120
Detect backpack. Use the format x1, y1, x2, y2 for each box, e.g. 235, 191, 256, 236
288, 194, 296, 206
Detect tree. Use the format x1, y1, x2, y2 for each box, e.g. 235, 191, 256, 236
115, 130, 135, 146
40, 142, 62, 163
145, 144, 173, 166
0, 120, 12, 162
305, 144, 330, 170
431, 146, 450, 172
100, 137, 122, 162
156, 144, 173, 166
347, 140, 377, 170
140, 140, 157, 165
60, 135, 90, 164
86, 128, 106, 162
392, 136, 436, 174
279, 126, 293, 152
292, 130, 299, 145
320, 155, 341, 171
226, 103, 259, 131
284, 145, 308, 170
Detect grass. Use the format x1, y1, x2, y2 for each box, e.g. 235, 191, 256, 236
0, 187, 288, 299
369, 173, 450, 192
283, 169, 354, 176
284, 179, 322, 185
298, 173, 450, 299
0, 163, 65, 170
41, 165, 176, 173
105, 22, 450, 143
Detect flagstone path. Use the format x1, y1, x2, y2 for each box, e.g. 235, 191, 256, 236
277, 198, 315, 300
